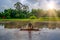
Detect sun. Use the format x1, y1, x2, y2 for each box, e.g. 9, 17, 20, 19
47, 2, 55, 10
47, 4, 54, 9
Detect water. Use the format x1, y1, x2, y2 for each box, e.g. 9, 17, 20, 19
0, 25, 60, 40
0, 24, 4, 29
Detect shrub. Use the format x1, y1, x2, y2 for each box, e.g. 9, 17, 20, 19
29, 15, 37, 19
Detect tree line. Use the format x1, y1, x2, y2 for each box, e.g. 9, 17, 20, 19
0, 2, 60, 19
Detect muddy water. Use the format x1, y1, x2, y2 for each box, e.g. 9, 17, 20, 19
0, 25, 60, 40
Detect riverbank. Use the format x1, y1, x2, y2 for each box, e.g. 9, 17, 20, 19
0, 18, 60, 22
0, 19, 60, 29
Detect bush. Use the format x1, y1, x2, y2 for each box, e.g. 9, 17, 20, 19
0, 17, 1, 19
29, 15, 37, 19
6, 16, 11, 19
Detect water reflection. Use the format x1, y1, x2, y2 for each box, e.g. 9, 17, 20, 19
0, 24, 4, 29
0, 25, 60, 40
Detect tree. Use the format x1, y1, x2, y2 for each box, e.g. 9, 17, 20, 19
14, 2, 29, 11
0, 12, 2, 18
14, 2, 22, 10
3, 9, 14, 19
22, 5, 29, 11
31, 9, 45, 18
57, 10, 60, 17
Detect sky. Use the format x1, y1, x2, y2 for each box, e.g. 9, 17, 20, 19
0, 0, 60, 11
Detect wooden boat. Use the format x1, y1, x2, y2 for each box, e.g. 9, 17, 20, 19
20, 23, 40, 31
20, 28, 39, 31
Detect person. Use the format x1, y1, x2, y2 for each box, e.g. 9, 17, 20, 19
28, 23, 33, 29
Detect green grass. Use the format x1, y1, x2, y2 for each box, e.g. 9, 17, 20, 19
0, 19, 41, 22
0, 18, 60, 22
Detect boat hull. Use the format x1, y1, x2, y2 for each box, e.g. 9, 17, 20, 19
20, 29, 39, 31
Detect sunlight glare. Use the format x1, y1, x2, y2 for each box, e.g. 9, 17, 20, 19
47, 1, 55, 10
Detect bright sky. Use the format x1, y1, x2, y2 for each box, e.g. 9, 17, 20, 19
0, 0, 60, 11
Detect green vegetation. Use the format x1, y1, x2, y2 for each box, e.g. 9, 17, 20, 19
0, 18, 60, 22
0, 2, 60, 20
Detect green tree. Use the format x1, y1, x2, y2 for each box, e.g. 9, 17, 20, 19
31, 9, 45, 18
57, 10, 60, 17
22, 5, 29, 11
14, 2, 22, 10
0, 12, 2, 18
4, 9, 11, 19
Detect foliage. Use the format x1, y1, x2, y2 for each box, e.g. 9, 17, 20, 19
0, 2, 60, 19
57, 10, 60, 17
29, 15, 37, 19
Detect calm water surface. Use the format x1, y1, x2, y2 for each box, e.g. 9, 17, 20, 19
0, 24, 60, 40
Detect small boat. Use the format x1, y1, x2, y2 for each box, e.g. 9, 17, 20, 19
20, 23, 40, 31
20, 28, 39, 31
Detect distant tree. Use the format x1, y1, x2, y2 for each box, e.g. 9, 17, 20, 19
57, 10, 60, 17
0, 13, 2, 18
3, 9, 14, 19
31, 9, 45, 18
0, 12, 6, 19
14, 2, 22, 10
14, 2, 29, 11
22, 5, 29, 11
